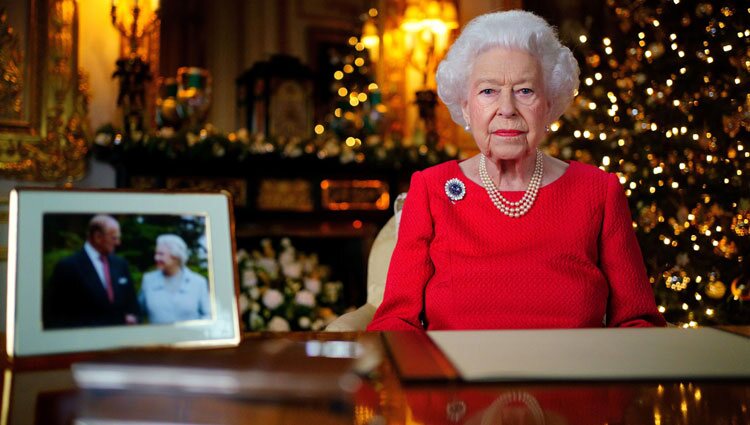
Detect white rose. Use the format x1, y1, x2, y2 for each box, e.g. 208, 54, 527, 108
302, 255, 318, 273
251, 302, 261, 313
294, 290, 316, 308
242, 269, 258, 288
249, 286, 260, 300
279, 249, 295, 266
298, 317, 311, 329
262, 289, 284, 310
323, 281, 342, 303
282, 262, 302, 279
236, 249, 250, 263
311, 319, 324, 331
257, 258, 279, 277
304, 277, 321, 295
238, 293, 249, 313
267, 316, 290, 332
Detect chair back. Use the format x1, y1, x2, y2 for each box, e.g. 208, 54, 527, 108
366, 193, 406, 307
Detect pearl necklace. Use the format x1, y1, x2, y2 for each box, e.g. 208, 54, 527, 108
478, 150, 544, 218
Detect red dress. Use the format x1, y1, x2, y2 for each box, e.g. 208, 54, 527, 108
368, 160, 666, 331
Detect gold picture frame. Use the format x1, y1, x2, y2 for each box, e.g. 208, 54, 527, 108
0, 0, 89, 182
5, 188, 241, 358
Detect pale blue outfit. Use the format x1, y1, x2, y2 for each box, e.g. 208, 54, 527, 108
139, 268, 211, 324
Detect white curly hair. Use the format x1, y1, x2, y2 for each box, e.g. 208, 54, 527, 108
156, 234, 189, 267
436, 10, 580, 127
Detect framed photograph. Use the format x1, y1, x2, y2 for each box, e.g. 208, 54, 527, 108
5, 188, 241, 358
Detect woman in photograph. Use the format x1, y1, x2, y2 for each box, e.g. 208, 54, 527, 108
139, 234, 212, 324
367, 10, 665, 331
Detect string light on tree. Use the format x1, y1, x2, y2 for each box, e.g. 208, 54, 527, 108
553, 0, 750, 325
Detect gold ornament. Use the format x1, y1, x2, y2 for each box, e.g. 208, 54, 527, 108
730, 276, 750, 301
647, 42, 665, 59
690, 204, 717, 233
722, 108, 750, 138
696, 3, 713, 16
705, 280, 726, 299
668, 217, 686, 235
677, 205, 689, 223
587, 53, 601, 68
731, 211, 750, 236
664, 267, 690, 292
639, 203, 660, 233
714, 237, 738, 259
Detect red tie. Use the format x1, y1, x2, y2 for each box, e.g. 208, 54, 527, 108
100, 254, 114, 303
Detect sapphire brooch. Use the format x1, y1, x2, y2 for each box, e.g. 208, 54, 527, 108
444, 178, 466, 203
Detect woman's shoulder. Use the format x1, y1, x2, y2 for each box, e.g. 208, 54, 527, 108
416, 160, 460, 181
561, 161, 623, 208
183, 268, 208, 284
141, 270, 161, 285
563, 160, 619, 190
567, 160, 612, 180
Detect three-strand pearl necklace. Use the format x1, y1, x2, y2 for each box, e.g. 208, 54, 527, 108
478, 149, 544, 218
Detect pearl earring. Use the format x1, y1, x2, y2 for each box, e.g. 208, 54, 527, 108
465, 124, 470, 131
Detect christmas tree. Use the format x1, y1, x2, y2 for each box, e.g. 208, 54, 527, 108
319, 8, 385, 150
550, 0, 750, 325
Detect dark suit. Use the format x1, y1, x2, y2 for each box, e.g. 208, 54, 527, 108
44, 250, 140, 329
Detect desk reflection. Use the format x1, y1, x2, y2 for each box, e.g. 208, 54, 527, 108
397, 383, 750, 425
2, 332, 750, 425
4, 369, 352, 425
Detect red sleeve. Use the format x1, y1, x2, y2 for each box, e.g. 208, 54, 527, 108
600, 173, 667, 327
367, 171, 434, 331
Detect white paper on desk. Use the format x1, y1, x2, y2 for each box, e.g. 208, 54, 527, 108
428, 328, 750, 381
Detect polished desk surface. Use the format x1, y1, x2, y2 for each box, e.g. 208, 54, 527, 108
2, 330, 750, 425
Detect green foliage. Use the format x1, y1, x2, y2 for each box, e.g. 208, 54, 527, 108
43, 214, 208, 289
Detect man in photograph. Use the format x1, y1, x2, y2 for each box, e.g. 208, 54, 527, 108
44, 215, 140, 329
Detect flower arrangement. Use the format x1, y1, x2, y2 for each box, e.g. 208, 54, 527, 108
236, 238, 351, 331
92, 124, 460, 168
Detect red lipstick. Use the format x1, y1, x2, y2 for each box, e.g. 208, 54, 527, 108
493, 129, 524, 137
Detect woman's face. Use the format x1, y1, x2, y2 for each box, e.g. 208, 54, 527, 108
461, 47, 550, 162
155, 244, 180, 274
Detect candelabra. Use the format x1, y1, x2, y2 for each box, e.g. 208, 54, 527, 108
400, 0, 458, 145
109, 0, 160, 138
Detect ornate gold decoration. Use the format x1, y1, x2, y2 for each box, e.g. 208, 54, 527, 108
321, 179, 390, 211
0, 0, 89, 183
0, 9, 23, 120
257, 179, 314, 212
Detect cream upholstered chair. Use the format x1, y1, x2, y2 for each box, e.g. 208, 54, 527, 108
325, 193, 406, 331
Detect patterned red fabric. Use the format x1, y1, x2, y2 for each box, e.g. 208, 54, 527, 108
368, 160, 666, 331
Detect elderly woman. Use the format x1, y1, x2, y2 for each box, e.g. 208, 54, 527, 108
139, 234, 212, 324
368, 11, 665, 331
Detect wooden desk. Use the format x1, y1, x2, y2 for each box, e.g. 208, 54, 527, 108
3, 331, 750, 424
